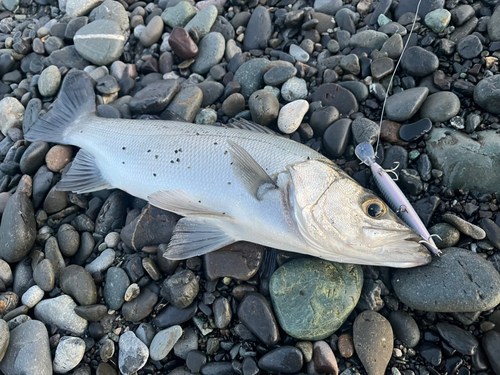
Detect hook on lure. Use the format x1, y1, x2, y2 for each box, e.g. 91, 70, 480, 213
355, 142, 442, 257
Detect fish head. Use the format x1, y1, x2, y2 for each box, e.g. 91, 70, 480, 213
287, 160, 432, 268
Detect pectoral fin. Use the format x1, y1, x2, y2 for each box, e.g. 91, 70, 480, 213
148, 189, 230, 218
164, 217, 237, 260
227, 140, 277, 200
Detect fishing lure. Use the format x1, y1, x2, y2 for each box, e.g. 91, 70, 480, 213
355, 142, 441, 256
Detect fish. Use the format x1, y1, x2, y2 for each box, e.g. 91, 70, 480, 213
355, 142, 441, 256
25, 70, 432, 268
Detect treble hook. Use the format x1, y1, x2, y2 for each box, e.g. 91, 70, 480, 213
419, 239, 443, 256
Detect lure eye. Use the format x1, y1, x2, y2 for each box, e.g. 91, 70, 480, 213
363, 199, 386, 218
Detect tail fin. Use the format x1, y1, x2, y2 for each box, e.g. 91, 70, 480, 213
25, 70, 96, 144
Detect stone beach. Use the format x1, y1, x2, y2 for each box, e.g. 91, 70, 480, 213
0, 0, 500, 374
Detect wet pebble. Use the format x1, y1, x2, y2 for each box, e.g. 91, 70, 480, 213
388, 311, 420, 348
436, 322, 478, 355
258, 346, 303, 373
238, 293, 280, 346
429, 223, 460, 248
213, 297, 232, 328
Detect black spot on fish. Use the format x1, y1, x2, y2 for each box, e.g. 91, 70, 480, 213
228, 182, 231, 185
214, 142, 218, 145
147, 150, 151, 153
179, 148, 182, 152
198, 200, 201, 203
175, 150, 178, 153
122, 147, 126, 150
122, 162, 125, 164
176, 158, 180, 162
153, 173, 157, 177
224, 151, 228, 155
170, 160, 174, 163
155, 155, 158, 159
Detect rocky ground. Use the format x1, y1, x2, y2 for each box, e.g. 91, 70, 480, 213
0, 0, 500, 374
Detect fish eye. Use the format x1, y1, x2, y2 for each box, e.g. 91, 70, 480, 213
362, 199, 386, 219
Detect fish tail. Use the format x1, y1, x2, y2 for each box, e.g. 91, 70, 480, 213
25, 70, 96, 144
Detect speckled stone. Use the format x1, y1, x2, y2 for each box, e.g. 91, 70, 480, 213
270, 258, 363, 340
277, 100, 309, 134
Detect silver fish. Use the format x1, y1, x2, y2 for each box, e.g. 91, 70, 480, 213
26, 70, 431, 268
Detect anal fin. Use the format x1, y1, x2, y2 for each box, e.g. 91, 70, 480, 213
56, 149, 111, 194
148, 190, 230, 218
164, 217, 237, 260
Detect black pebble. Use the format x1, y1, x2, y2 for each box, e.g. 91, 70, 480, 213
399, 118, 433, 142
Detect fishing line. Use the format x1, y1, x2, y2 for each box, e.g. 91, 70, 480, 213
374, 0, 424, 155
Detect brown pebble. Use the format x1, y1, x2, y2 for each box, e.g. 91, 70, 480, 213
312, 341, 338, 375
338, 333, 355, 358
169, 27, 198, 60
380, 120, 408, 147
45, 145, 73, 172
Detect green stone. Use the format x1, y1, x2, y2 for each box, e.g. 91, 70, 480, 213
269, 258, 363, 341
377, 14, 391, 26
161, 1, 197, 29
408, 149, 420, 161
424, 9, 451, 33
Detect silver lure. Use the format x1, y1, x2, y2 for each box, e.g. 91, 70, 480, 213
355, 142, 441, 256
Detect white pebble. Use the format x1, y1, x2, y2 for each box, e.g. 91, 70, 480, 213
0, 97, 24, 136
53, 336, 86, 374
278, 99, 309, 134
281, 77, 308, 102
124, 283, 140, 302
21, 285, 45, 308
104, 232, 120, 248
289, 44, 310, 63
150, 326, 183, 361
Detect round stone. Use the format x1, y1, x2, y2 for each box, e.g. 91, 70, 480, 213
354, 311, 393, 375
309, 83, 358, 115
401, 46, 439, 77
457, 35, 483, 59
53, 336, 86, 374
429, 223, 460, 248
57, 224, 80, 257
388, 311, 420, 348
38, 66, 61, 97
150, 325, 183, 361
248, 90, 279, 126
74, 20, 126, 66
258, 347, 303, 373
263, 65, 297, 86
191, 32, 225, 75
184, 5, 218, 39
222, 93, 245, 117
140, 16, 164, 47
118, 331, 149, 375
45, 145, 73, 173
385, 87, 429, 122
419, 92, 460, 122
0, 97, 24, 136
424, 9, 451, 33
278, 99, 309, 134
350, 30, 388, 49
161, 1, 197, 28
270, 258, 363, 340
21, 285, 45, 308
289, 44, 309, 63
281, 77, 308, 102
393, 248, 500, 312
473, 74, 500, 114
233, 58, 270, 99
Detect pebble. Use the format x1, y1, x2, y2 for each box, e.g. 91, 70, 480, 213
350, 30, 388, 50
473, 74, 500, 114
33, 259, 55, 292
74, 20, 126, 66
278, 99, 309, 134
57, 224, 80, 257
21, 285, 44, 308
162, 269, 199, 308
165, 86, 203, 122
426, 128, 500, 192
0, 260, 12, 288
122, 287, 158, 322
482, 331, 500, 374
191, 32, 225, 75
338, 334, 355, 358
352, 117, 380, 145
289, 44, 309, 63
162, 1, 197, 28
185, 5, 218, 39
140, 16, 163, 47
0, 320, 51, 375
150, 325, 183, 361
238, 293, 280, 346
187, 350, 207, 373
203, 242, 263, 280
481, 219, 500, 250
399, 118, 432, 142
401, 46, 439, 76
419, 92, 461, 122
213, 297, 232, 328
0, 192, 35, 263
457, 35, 483, 59
74, 304, 107, 322
270, 258, 362, 340
371, 57, 394, 80
53, 336, 86, 374
118, 331, 149, 375
38, 65, 61, 97
258, 346, 303, 373
393, 248, 500, 312
243, 6, 272, 50
45, 145, 73, 172
103, 267, 130, 310
425, 9, 451, 33
198, 81, 224, 106
124, 283, 140, 301
34, 295, 88, 335
85, 248, 115, 275
0, 98, 24, 136
388, 311, 420, 348
353, 310, 393, 375
488, 6, 500, 41
60, 265, 97, 306
429, 223, 460, 248
281, 77, 308, 102
442, 214, 486, 240
233, 58, 270, 99
174, 327, 199, 359
66, 0, 103, 17
249, 90, 279, 126
312, 341, 338, 374
0, 319, 7, 362
309, 84, 359, 115
436, 322, 478, 355
385, 87, 429, 121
